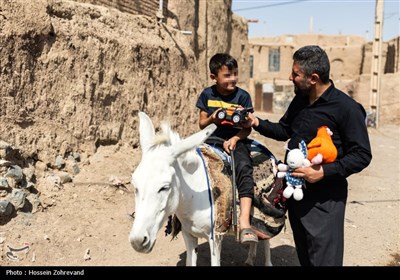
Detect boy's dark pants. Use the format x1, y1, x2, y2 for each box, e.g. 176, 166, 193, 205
232, 140, 255, 199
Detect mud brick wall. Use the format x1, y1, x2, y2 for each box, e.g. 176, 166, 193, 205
76, 0, 162, 17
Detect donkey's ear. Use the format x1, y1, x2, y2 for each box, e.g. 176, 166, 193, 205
138, 112, 155, 154
171, 123, 216, 159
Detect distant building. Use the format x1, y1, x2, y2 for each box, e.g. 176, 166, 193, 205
247, 34, 399, 125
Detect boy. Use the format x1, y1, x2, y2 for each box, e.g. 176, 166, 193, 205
196, 53, 257, 244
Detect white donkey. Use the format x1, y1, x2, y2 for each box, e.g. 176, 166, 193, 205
129, 112, 272, 266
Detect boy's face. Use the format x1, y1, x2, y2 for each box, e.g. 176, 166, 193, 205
211, 65, 238, 95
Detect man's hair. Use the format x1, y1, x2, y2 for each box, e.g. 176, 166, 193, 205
293, 45, 330, 83
209, 53, 238, 75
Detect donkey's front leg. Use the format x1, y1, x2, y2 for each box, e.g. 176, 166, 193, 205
182, 231, 198, 266
209, 234, 222, 266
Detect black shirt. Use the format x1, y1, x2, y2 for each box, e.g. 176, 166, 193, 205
196, 85, 253, 140
255, 81, 372, 199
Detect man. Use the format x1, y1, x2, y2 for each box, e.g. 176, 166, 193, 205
246, 45, 372, 266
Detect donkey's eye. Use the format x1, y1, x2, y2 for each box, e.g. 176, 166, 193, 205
158, 185, 169, 193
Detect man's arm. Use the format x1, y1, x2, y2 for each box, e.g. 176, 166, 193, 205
323, 104, 372, 179
245, 113, 291, 141
293, 103, 372, 183
235, 126, 251, 140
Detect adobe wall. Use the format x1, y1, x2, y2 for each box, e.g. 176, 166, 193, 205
166, 0, 249, 89
0, 0, 202, 165
0, 0, 251, 167
76, 0, 160, 17
353, 73, 399, 125
231, 14, 250, 92
250, 34, 367, 82
77, 0, 250, 90
362, 37, 400, 75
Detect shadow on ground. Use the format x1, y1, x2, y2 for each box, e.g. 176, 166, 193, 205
176, 235, 300, 266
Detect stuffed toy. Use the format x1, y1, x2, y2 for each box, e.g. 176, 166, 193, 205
307, 126, 337, 164
277, 126, 338, 201
277, 140, 310, 201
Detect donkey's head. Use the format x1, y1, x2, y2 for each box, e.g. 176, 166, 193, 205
129, 112, 216, 253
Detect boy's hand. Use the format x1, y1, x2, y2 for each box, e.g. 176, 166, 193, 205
223, 137, 238, 154
211, 108, 223, 125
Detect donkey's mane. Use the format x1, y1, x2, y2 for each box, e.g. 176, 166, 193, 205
149, 122, 181, 149
148, 122, 198, 171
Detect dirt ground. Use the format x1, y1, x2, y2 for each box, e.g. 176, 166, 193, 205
0, 113, 399, 268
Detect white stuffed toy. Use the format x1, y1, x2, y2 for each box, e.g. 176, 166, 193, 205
277, 140, 310, 201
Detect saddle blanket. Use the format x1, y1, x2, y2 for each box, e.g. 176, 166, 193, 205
165, 139, 286, 240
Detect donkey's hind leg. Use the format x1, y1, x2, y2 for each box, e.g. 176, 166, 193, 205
245, 240, 272, 266
182, 231, 198, 266
263, 239, 273, 266
245, 242, 257, 266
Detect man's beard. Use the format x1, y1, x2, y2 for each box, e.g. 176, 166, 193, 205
294, 84, 311, 96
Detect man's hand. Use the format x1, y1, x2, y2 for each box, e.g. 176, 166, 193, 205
291, 165, 324, 183
241, 112, 259, 128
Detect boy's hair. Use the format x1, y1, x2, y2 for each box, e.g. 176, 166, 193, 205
209, 53, 238, 75
293, 45, 330, 83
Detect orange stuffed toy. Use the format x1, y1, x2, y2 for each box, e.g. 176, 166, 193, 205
307, 126, 337, 165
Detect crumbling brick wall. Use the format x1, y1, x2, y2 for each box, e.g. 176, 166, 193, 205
76, 0, 161, 17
